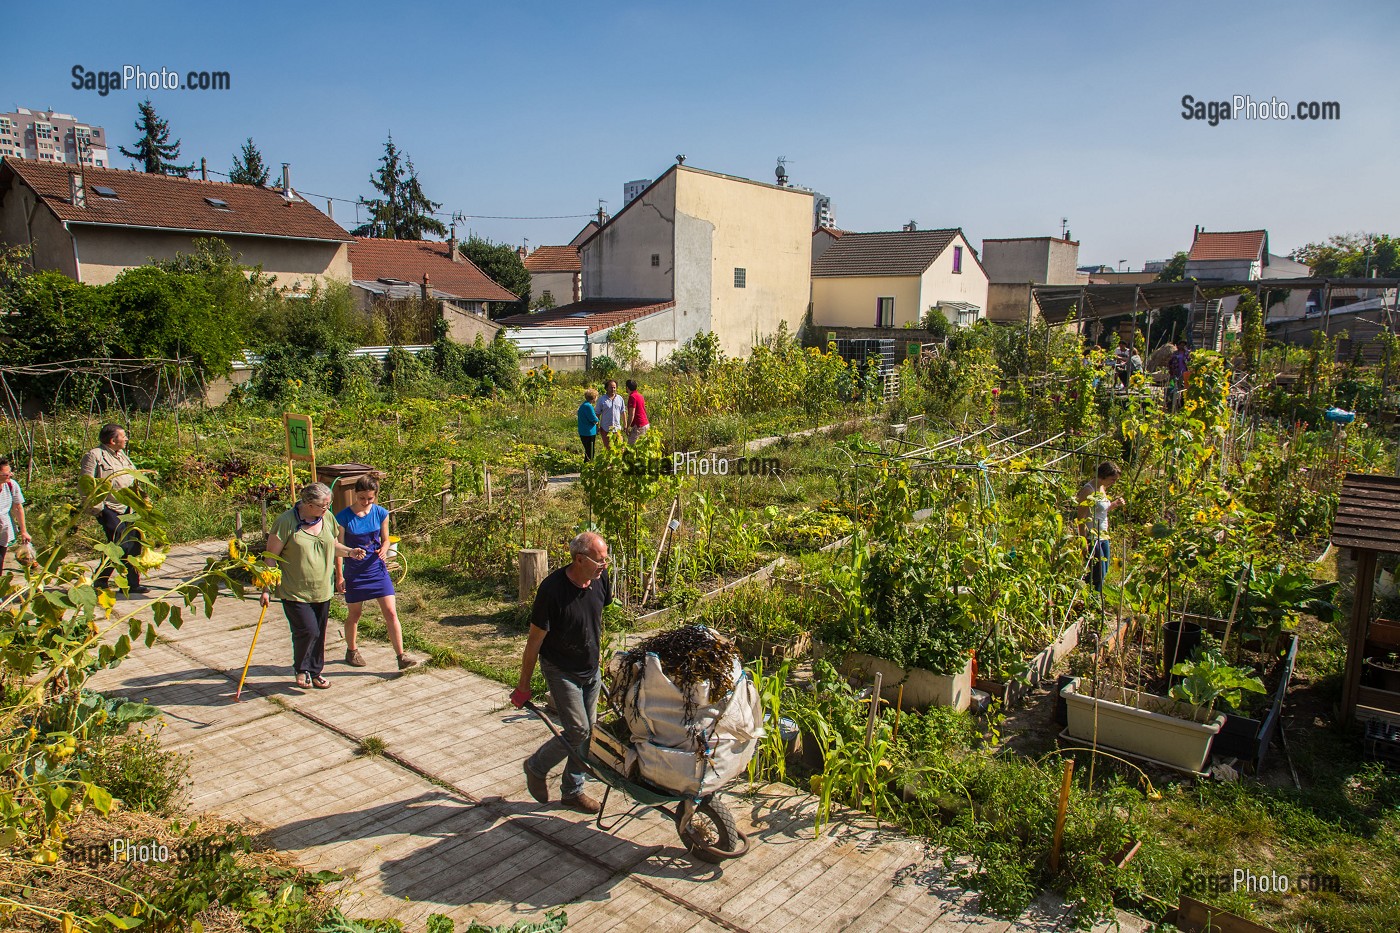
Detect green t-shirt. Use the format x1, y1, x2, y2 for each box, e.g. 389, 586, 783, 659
269, 506, 340, 603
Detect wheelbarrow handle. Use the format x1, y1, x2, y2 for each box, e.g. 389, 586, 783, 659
521, 700, 564, 739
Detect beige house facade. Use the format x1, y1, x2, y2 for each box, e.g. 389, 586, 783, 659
577, 164, 814, 358
0, 158, 352, 288
811, 229, 988, 329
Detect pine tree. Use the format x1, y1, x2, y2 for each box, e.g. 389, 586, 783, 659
351, 136, 447, 239
229, 137, 270, 186
398, 159, 447, 240
118, 99, 192, 176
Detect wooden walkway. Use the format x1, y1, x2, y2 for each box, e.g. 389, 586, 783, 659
88, 544, 1146, 932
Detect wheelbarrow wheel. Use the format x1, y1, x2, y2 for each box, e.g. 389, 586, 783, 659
678, 797, 748, 862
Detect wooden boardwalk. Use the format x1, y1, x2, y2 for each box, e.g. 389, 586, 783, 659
88, 544, 1146, 933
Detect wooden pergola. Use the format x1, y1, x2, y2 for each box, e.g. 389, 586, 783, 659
1332, 473, 1400, 724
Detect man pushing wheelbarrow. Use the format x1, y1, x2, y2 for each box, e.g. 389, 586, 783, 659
512, 532, 760, 861
511, 531, 612, 814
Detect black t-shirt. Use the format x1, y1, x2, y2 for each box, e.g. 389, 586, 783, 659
533, 566, 611, 679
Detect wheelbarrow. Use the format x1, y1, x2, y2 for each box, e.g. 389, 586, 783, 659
521, 700, 749, 862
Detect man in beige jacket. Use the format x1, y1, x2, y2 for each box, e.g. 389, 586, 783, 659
79, 423, 148, 595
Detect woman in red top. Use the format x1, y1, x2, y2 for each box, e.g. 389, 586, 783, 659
625, 379, 650, 444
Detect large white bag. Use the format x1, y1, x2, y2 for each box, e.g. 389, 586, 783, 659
616, 646, 763, 797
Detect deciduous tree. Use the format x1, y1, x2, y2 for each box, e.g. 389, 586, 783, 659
461, 235, 530, 316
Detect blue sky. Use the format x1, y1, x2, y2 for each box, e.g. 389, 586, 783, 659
6, 0, 1396, 267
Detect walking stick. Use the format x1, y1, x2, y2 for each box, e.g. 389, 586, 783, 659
235, 602, 270, 701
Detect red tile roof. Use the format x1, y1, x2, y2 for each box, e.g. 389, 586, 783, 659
497, 298, 675, 335
1188, 229, 1267, 262
2, 157, 352, 242
522, 245, 581, 273
812, 229, 962, 277
814, 227, 847, 238
349, 238, 519, 302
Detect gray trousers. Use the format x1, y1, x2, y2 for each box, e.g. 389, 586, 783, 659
526, 659, 600, 798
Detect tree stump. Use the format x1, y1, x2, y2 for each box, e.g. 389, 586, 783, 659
519, 549, 548, 602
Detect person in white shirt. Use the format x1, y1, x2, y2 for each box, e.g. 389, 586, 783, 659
0, 456, 30, 573
595, 379, 627, 450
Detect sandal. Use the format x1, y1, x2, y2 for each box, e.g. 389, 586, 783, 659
295, 673, 311, 689
311, 676, 331, 690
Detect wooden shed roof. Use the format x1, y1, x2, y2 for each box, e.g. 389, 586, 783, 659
1331, 473, 1400, 554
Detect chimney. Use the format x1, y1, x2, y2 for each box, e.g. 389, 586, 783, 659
903, 220, 918, 232
281, 162, 291, 198
326, 198, 334, 221
517, 245, 528, 260
70, 171, 86, 209
421, 274, 431, 302
448, 232, 458, 261
200, 157, 207, 181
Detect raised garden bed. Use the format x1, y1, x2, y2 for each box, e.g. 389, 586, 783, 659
976, 614, 1083, 710
840, 652, 974, 712
1060, 678, 1225, 775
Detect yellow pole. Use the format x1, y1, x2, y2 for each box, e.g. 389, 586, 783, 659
234, 602, 270, 701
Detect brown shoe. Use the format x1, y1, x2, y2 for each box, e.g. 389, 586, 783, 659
524, 764, 550, 804
561, 792, 601, 815
345, 648, 367, 667
397, 654, 417, 671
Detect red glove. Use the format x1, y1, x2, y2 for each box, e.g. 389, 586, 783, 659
510, 687, 531, 709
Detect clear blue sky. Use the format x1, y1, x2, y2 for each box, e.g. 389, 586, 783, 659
6, 0, 1396, 267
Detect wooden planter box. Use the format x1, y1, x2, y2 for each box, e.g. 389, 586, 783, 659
1210, 633, 1299, 772
1359, 618, 1400, 716
841, 652, 974, 712
976, 615, 1083, 710
1060, 678, 1225, 775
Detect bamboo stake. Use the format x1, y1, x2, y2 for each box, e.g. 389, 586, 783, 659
892, 684, 904, 741
1049, 758, 1075, 874
642, 497, 681, 605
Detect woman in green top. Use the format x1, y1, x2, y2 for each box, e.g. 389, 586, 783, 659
260, 483, 365, 689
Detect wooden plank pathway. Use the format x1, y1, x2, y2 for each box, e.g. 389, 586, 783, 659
87, 543, 1146, 933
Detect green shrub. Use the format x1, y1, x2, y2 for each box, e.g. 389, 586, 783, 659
85, 729, 190, 815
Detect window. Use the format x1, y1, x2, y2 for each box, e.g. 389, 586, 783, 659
92, 185, 119, 199
952, 245, 963, 274
734, 267, 746, 288
651, 253, 660, 267
204, 197, 231, 210
877, 297, 895, 328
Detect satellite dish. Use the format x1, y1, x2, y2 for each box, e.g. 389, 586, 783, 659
776, 157, 788, 185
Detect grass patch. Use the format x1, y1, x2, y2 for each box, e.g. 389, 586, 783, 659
356, 735, 386, 757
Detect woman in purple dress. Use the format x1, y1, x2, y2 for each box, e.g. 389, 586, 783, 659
335, 476, 414, 671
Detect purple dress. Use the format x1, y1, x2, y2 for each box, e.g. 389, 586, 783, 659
335, 504, 394, 603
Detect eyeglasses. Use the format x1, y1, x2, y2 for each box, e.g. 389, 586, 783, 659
578, 553, 611, 566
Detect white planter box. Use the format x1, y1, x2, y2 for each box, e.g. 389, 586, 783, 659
842, 653, 974, 712
1060, 679, 1224, 774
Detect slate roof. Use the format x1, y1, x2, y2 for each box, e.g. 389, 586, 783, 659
1188, 230, 1268, 262
497, 298, 675, 335
523, 245, 581, 273
812, 229, 961, 277
348, 238, 518, 302
1, 157, 351, 242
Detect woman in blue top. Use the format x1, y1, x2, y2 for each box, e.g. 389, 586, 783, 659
335, 475, 414, 671
578, 387, 600, 462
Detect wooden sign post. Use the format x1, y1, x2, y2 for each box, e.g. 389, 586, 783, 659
283, 412, 316, 498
